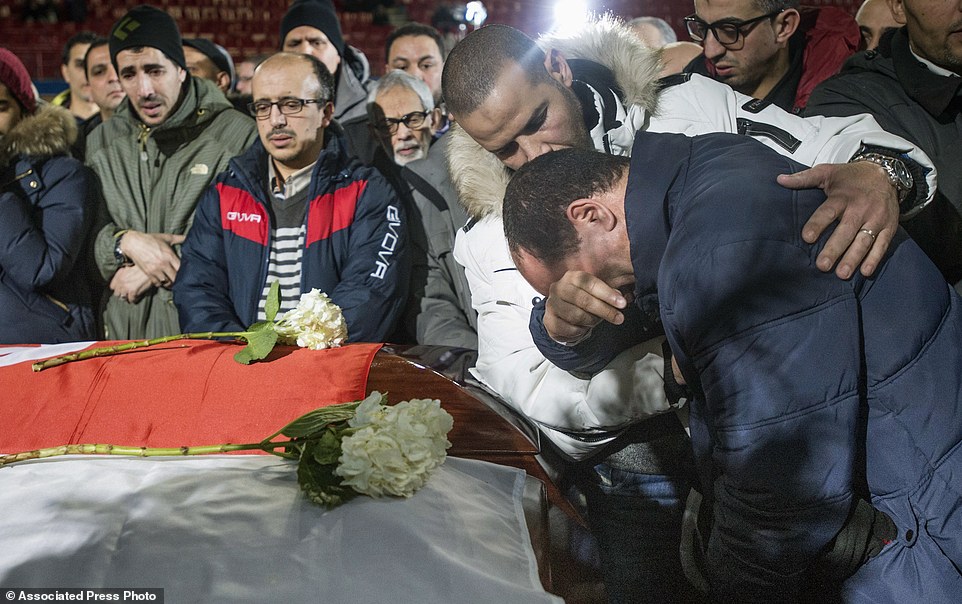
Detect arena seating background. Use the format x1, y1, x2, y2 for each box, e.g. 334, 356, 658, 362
2, 0, 864, 83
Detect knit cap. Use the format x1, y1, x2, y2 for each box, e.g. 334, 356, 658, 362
109, 5, 186, 70
279, 0, 345, 58
0, 48, 37, 115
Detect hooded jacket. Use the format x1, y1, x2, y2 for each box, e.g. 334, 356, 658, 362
174, 129, 408, 343
0, 104, 98, 343
446, 16, 937, 459
86, 76, 258, 340
335, 45, 378, 165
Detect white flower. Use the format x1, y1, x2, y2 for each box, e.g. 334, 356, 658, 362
335, 397, 454, 498
274, 289, 348, 350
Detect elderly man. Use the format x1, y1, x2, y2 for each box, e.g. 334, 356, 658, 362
855, 0, 900, 50
368, 70, 439, 167
441, 18, 936, 603
280, 0, 376, 162
87, 5, 257, 339
505, 138, 962, 602
174, 53, 408, 343
627, 16, 677, 47
682, 0, 860, 112
806, 0, 962, 291
366, 69, 475, 348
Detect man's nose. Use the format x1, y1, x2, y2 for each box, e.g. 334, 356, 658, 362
269, 104, 288, 126
517, 138, 551, 163
135, 73, 154, 98
701, 34, 726, 61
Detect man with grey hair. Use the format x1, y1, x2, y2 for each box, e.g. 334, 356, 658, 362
367, 69, 440, 167
683, 0, 860, 112
627, 16, 677, 48
368, 69, 477, 349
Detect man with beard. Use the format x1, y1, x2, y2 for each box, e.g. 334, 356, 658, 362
87, 4, 257, 339
174, 53, 408, 343
441, 18, 936, 603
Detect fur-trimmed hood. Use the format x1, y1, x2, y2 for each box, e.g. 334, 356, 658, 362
0, 103, 77, 166
448, 15, 663, 220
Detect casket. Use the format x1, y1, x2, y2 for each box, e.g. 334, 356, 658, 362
0, 341, 589, 603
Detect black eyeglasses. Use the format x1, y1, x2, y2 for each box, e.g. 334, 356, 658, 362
685, 10, 783, 50
247, 98, 326, 120
375, 111, 430, 135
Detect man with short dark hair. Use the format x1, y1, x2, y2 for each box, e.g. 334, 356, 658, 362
504, 137, 962, 602
682, 0, 859, 112
806, 0, 962, 291
87, 4, 257, 339
52, 30, 99, 121
183, 37, 234, 94
83, 38, 124, 125
280, 0, 376, 162
384, 23, 445, 108
175, 53, 408, 342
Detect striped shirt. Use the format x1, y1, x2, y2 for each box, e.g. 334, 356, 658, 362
257, 160, 316, 321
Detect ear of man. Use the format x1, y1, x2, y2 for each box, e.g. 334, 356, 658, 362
885, 0, 907, 24
543, 48, 574, 87
567, 196, 618, 235
774, 9, 802, 45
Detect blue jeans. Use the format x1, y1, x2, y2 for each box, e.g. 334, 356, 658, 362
582, 463, 705, 603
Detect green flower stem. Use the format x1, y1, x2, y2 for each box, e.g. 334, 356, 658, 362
31, 331, 252, 372
0, 434, 319, 468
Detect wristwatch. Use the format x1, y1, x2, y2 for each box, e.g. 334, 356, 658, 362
851, 152, 914, 208
113, 230, 131, 268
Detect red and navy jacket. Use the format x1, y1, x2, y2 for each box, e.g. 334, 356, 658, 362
174, 131, 409, 343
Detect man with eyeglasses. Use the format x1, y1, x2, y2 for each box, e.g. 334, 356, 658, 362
174, 53, 408, 343
683, 0, 860, 113
366, 70, 476, 348
86, 5, 257, 340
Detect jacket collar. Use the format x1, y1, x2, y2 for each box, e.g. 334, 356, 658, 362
0, 103, 76, 166
888, 27, 962, 117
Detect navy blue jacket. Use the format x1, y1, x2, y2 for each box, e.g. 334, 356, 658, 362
533, 132, 962, 601
175, 132, 408, 343
1, 113, 98, 344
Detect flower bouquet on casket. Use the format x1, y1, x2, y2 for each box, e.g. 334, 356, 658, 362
8, 284, 454, 508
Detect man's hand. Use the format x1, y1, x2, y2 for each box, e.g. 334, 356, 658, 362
110, 265, 154, 304
119, 230, 186, 287
777, 161, 899, 279
544, 271, 628, 344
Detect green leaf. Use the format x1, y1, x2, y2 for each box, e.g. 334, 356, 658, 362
264, 281, 281, 323
311, 427, 343, 465
233, 325, 278, 365
275, 401, 362, 438
297, 440, 355, 508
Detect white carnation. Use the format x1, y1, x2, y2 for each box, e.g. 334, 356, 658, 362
275, 289, 348, 350
335, 397, 453, 498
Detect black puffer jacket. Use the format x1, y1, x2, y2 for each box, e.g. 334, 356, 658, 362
0, 104, 98, 343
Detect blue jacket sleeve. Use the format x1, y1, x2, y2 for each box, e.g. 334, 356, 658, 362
330, 168, 410, 343
173, 182, 246, 333
0, 157, 92, 292
529, 297, 660, 375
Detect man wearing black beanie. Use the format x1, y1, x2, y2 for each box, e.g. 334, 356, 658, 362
280, 0, 377, 164
87, 4, 259, 340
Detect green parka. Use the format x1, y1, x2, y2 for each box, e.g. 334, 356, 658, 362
87, 76, 258, 340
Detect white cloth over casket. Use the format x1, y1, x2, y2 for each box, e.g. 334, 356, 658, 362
0, 455, 560, 603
